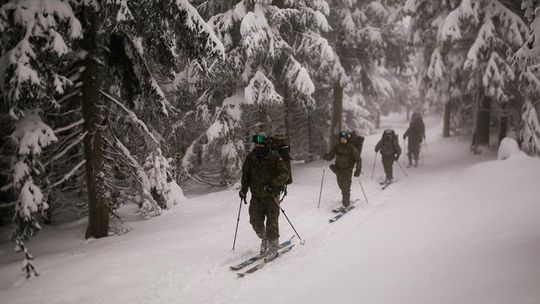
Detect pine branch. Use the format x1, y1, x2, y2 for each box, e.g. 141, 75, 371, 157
44, 131, 87, 167
51, 160, 86, 188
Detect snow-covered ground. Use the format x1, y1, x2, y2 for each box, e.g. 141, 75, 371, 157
1, 113, 540, 304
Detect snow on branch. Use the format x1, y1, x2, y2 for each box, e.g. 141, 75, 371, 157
464, 18, 496, 70
488, 0, 528, 47
175, 0, 225, 57
522, 99, 540, 156
44, 131, 86, 166
53, 119, 83, 134
482, 52, 515, 103
0, 0, 82, 103
244, 69, 283, 105
114, 137, 162, 218
427, 48, 445, 81
51, 160, 85, 188
284, 56, 315, 96
100, 89, 159, 147
11, 111, 58, 156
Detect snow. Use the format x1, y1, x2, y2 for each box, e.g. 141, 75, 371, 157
11, 112, 58, 156
1, 113, 540, 303
497, 137, 521, 160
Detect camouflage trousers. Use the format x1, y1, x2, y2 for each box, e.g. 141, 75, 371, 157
249, 195, 280, 241
335, 168, 353, 207
407, 143, 420, 163
381, 155, 394, 180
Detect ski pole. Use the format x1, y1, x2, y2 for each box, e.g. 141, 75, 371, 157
371, 152, 378, 180
232, 197, 247, 250
317, 160, 327, 209
272, 196, 305, 245
396, 159, 408, 177
357, 177, 370, 206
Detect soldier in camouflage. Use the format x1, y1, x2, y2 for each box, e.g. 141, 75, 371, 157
375, 129, 401, 184
324, 131, 361, 209
239, 134, 290, 260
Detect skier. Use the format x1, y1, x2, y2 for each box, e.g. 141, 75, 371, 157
324, 131, 361, 210
403, 112, 425, 167
375, 129, 401, 185
239, 134, 290, 260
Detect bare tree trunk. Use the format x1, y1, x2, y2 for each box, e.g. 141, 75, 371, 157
443, 101, 451, 137
307, 110, 313, 162
498, 103, 508, 146
81, 8, 109, 239
330, 82, 343, 147
475, 95, 491, 146
283, 90, 291, 138
259, 105, 269, 134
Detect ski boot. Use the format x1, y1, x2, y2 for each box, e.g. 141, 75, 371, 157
264, 239, 279, 262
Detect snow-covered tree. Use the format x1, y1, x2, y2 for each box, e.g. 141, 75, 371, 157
406, 0, 526, 144
176, 0, 335, 183
514, 0, 540, 155
1, 0, 224, 275
0, 0, 81, 277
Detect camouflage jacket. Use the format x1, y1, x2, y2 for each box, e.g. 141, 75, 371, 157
375, 136, 401, 157
326, 143, 360, 170
240, 149, 290, 198
404, 120, 425, 145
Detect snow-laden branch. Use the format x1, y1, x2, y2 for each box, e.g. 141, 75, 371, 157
99, 89, 159, 147
53, 119, 83, 134
44, 131, 86, 167
51, 160, 85, 188
113, 137, 161, 217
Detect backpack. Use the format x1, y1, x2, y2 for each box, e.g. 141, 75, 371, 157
380, 129, 399, 155
349, 131, 364, 155
269, 134, 293, 185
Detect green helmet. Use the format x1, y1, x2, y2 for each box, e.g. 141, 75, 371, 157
339, 131, 349, 139
252, 134, 268, 145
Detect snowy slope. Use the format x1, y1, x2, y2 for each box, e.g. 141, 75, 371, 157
1, 113, 539, 304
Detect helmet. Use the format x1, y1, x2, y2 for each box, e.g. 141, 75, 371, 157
252, 134, 268, 145
339, 131, 349, 139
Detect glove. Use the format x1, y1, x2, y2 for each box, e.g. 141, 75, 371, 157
324, 153, 331, 161
354, 169, 361, 177
239, 190, 247, 200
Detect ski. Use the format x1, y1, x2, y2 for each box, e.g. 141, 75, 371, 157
331, 199, 361, 213
229, 240, 292, 271
329, 205, 355, 223
381, 182, 391, 190
237, 244, 295, 277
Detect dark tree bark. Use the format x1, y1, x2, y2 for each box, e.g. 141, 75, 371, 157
307, 110, 313, 162
443, 101, 451, 138
498, 103, 508, 146
258, 106, 269, 134
81, 8, 109, 239
330, 82, 343, 147
283, 89, 291, 138
475, 95, 491, 146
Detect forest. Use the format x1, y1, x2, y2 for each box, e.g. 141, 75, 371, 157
1, 0, 540, 279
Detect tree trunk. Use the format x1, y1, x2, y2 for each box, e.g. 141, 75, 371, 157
498, 103, 508, 146
475, 95, 491, 146
330, 82, 343, 147
307, 110, 313, 162
283, 90, 291, 138
81, 8, 109, 239
258, 105, 269, 134
443, 101, 451, 137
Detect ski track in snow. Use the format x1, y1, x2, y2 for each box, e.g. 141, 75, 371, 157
1, 113, 540, 304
